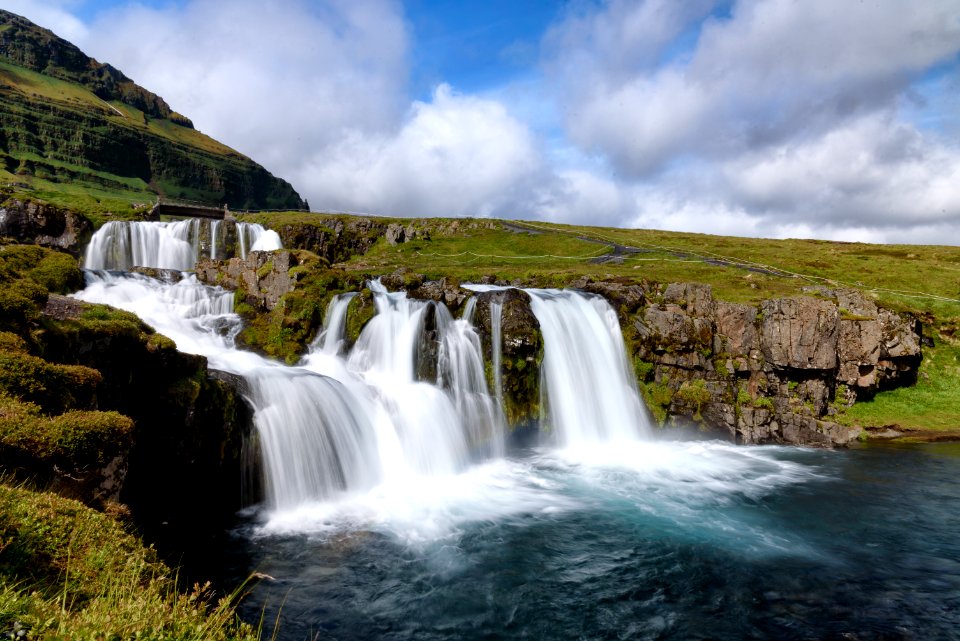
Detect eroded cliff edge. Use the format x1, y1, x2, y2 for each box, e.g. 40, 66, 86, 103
196, 240, 923, 447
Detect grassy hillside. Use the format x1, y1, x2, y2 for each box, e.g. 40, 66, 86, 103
0, 10, 306, 225
241, 211, 960, 435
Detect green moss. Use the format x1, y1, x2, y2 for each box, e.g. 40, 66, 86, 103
640, 379, 674, 425
146, 332, 177, 352
839, 308, 875, 321
752, 396, 774, 410
345, 289, 376, 345
256, 260, 274, 279
0, 352, 102, 414
676, 379, 711, 419
633, 357, 654, 382
0, 394, 132, 468
0, 331, 29, 354
26, 250, 83, 293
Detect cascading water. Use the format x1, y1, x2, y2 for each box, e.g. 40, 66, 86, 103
83, 219, 280, 271
528, 289, 650, 445
71, 225, 883, 640
312, 292, 357, 355
489, 299, 504, 409
435, 303, 505, 457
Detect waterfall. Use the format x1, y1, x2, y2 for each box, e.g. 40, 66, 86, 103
239, 223, 282, 258
312, 293, 357, 355
75, 225, 651, 518
83, 219, 280, 271
527, 289, 650, 445
210, 220, 220, 260
435, 303, 506, 457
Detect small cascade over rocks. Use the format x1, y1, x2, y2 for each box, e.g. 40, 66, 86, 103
527, 289, 650, 445
83, 219, 280, 271
312, 293, 357, 356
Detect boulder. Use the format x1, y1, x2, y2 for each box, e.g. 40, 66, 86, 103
196, 250, 297, 311
385, 223, 406, 245
474, 288, 543, 424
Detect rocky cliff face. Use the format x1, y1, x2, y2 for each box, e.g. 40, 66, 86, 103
192, 238, 923, 447
631, 283, 922, 446
0, 196, 92, 255
37, 294, 254, 522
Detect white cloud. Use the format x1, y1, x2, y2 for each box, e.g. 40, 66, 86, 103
7, 0, 960, 244
723, 113, 960, 229
536, 0, 960, 242
298, 84, 544, 217
4, 0, 89, 42
79, 0, 409, 173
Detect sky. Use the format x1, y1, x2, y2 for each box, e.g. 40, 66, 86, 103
6, 0, 960, 244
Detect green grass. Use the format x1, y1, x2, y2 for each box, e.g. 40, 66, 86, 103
0, 480, 259, 640
839, 340, 960, 431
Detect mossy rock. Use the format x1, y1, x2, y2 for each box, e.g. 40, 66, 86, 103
345, 288, 376, 345
0, 394, 133, 471
26, 250, 83, 293
0, 351, 102, 413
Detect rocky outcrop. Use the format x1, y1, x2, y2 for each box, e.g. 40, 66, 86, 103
473, 288, 544, 425
196, 250, 300, 311
0, 198, 92, 256
632, 283, 922, 446
268, 217, 389, 264
36, 294, 253, 524
569, 276, 647, 320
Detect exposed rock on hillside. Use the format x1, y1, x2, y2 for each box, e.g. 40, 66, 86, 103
196, 250, 300, 311
632, 284, 922, 446
0, 10, 306, 212
0, 197, 92, 255
473, 288, 544, 425
266, 217, 388, 263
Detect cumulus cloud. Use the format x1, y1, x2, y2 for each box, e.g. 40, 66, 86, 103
550, 0, 960, 176
538, 0, 960, 242
298, 84, 544, 217
78, 0, 409, 176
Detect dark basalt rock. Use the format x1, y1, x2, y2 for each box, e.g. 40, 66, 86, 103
474, 288, 543, 426
0, 198, 92, 256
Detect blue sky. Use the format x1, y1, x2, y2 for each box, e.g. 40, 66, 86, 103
7, 0, 960, 243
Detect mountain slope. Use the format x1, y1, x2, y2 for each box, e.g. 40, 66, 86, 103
0, 10, 306, 219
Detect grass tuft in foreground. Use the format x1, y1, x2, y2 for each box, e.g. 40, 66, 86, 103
0, 480, 260, 640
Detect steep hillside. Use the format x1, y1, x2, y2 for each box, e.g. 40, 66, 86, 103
0, 10, 306, 221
